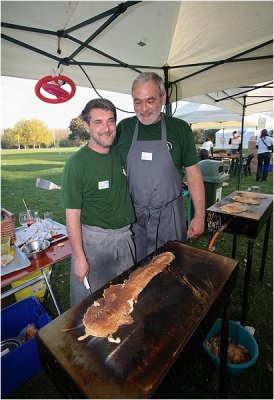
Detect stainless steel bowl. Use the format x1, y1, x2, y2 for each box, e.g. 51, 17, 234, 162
21, 240, 50, 259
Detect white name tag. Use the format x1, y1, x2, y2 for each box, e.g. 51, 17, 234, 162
141, 152, 153, 161
98, 180, 109, 190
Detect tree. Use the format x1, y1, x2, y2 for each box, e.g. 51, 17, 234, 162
13, 119, 53, 148
68, 117, 89, 142
192, 129, 205, 144
1, 128, 18, 148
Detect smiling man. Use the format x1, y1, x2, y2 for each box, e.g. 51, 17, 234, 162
61, 98, 135, 307
117, 72, 205, 262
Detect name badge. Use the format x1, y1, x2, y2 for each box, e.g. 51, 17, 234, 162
141, 152, 153, 161
98, 180, 109, 190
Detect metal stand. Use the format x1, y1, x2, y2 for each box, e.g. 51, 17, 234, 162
218, 304, 229, 399
259, 215, 271, 282
1, 266, 61, 316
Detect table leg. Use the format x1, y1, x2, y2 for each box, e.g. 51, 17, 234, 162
41, 267, 61, 316
240, 239, 254, 326
259, 216, 271, 283
231, 234, 237, 259
218, 304, 229, 399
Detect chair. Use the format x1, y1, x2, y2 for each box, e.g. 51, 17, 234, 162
233, 153, 254, 177
243, 153, 254, 176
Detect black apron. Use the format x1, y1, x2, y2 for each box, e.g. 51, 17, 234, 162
126, 117, 186, 261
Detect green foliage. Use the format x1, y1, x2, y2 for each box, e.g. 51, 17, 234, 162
68, 116, 89, 142
192, 128, 218, 144
1, 128, 18, 148
59, 137, 83, 147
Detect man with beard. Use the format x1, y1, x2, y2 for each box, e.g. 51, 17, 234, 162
61, 98, 135, 306
117, 72, 205, 262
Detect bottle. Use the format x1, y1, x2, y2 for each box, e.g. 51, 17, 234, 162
34, 211, 40, 223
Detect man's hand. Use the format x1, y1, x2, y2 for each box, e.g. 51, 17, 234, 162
185, 164, 206, 239
73, 255, 90, 282
187, 216, 205, 239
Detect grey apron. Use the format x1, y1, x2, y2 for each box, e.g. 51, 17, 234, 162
70, 224, 135, 307
126, 117, 186, 262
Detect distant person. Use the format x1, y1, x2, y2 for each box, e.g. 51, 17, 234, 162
199, 137, 214, 160
256, 128, 273, 181
61, 98, 136, 307
229, 131, 241, 154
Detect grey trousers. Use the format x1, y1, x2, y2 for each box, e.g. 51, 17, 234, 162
70, 224, 135, 307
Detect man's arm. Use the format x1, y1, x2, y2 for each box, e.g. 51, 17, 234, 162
66, 209, 89, 282
185, 164, 205, 239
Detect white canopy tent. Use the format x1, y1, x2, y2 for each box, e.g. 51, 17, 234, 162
2, 1, 273, 189
1, 1, 273, 111
174, 102, 244, 124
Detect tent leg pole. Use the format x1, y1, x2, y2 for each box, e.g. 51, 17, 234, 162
237, 95, 247, 190
163, 66, 172, 116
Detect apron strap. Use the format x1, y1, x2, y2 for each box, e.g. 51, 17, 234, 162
132, 115, 167, 143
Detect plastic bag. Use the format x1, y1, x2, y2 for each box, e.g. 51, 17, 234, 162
17, 323, 38, 342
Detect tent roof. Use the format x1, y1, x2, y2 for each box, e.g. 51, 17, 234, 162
1, 1, 273, 113
184, 82, 274, 116
173, 102, 243, 124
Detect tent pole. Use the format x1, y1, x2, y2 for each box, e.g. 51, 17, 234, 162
237, 95, 247, 190
163, 66, 172, 116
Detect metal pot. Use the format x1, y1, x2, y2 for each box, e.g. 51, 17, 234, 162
1, 337, 22, 356
21, 239, 50, 259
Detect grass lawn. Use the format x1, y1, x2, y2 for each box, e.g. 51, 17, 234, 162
1, 148, 273, 399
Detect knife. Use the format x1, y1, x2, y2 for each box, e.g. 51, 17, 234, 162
84, 276, 92, 294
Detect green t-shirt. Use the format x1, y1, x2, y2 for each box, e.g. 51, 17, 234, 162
61, 145, 135, 229
116, 114, 198, 175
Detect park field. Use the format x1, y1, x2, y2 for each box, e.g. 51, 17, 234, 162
1, 148, 273, 399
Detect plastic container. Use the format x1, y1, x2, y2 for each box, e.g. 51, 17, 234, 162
11, 265, 50, 302
1, 296, 52, 397
203, 319, 259, 375
1, 235, 11, 255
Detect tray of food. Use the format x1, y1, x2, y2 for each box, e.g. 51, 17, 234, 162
1, 246, 31, 277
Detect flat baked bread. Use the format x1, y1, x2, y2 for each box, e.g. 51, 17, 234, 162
1, 254, 14, 267
239, 192, 267, 199
77, 251, 175, 343
220, 202, 248, 214
230, 195, 260, 205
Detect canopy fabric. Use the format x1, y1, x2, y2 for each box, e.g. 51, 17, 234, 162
1, 1, 273, 113
173, 102, 243, 124
191, 120, 257, 130
184, 82, 274, 116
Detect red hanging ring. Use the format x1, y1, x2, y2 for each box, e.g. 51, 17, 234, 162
35, 75, 76, 103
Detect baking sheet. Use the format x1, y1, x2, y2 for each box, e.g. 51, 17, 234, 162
47, 220, 68, 243
1, 246, 31, 277
16, 220, 67, 245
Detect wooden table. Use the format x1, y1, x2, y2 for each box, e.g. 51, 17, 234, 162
211, 153, 241, 174
211, 153, 240, 160
38, 241, 239, 399
1, 238, 71, 316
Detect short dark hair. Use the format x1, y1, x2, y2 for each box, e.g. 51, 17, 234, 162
261, 129, 268, 137
132, 72, 166, 97
81, 98, 117, 124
